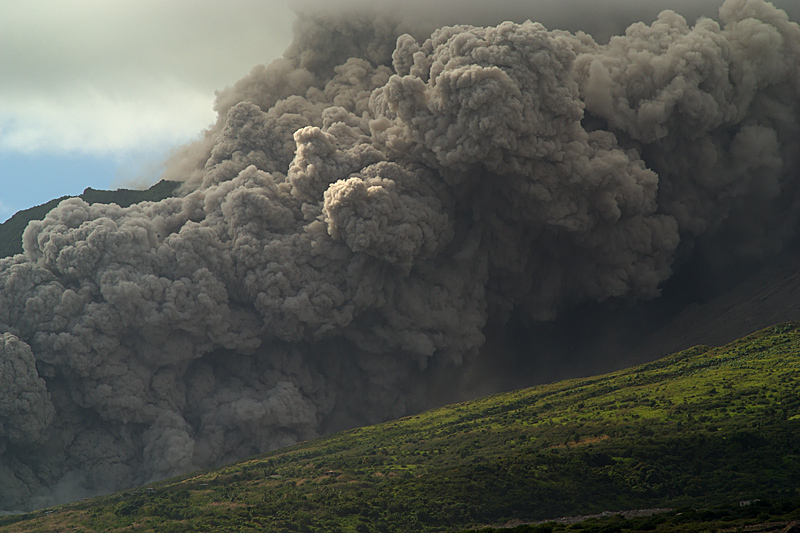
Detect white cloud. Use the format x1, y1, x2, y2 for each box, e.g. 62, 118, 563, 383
2, 0, 797, 158
0, 84, 215, 154
0, 0, 295, 155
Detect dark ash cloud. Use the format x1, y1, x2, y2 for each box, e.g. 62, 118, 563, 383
1, 0, 799, 511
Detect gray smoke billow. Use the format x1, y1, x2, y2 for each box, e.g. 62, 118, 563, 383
2, 0, 799, 511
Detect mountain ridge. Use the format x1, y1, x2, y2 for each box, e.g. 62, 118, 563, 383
0, 180, 179, 259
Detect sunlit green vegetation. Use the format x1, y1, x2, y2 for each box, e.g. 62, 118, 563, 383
2, 322, 800, 532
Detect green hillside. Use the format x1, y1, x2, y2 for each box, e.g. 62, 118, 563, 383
2, 323, 800, 532
0, 180, 180, 259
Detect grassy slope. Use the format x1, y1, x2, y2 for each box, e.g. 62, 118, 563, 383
2, 323, 800, 532
0, 180, 179, 259
457, 501, 800, 533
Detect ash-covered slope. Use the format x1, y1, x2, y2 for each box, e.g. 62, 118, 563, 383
1, 0, 799, 511
631, 252, 800, 363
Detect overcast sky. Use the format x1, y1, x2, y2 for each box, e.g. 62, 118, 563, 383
2, 0, 797, 222
0, 0, 295, 221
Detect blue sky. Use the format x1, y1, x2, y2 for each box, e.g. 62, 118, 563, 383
0, 149, 173, 221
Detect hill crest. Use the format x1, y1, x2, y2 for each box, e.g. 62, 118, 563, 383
0, 180, 179, 259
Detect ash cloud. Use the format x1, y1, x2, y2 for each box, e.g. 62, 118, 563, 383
2, 0, 800, 510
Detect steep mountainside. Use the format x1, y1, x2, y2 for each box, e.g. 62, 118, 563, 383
2, 323, 799, 532
629, 253, 800, 364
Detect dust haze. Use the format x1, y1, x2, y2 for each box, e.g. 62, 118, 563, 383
1, 0, 799, 511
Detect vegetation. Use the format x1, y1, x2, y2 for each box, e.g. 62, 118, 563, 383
2, 322, 800, 532
457, 499, 800, 533
0, 179, 179, 258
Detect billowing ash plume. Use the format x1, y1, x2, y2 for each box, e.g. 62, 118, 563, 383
1, 0, 799, 511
